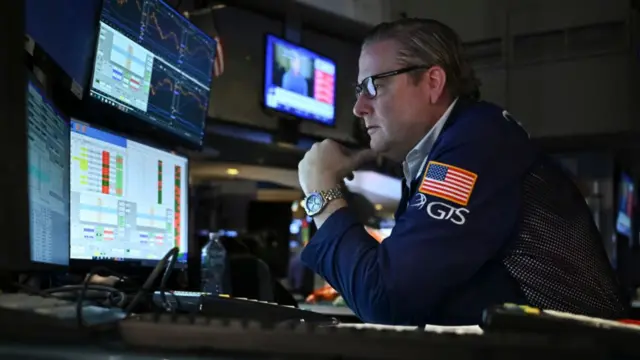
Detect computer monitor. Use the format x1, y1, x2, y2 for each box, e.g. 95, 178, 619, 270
26, 0, 102, 92
69, 120, 188, 267
263, 34, 336, 126
27, 76, 71, 267
616, 172, 634, 238
88, 0, 217, 146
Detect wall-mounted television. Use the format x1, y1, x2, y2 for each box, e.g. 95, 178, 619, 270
263, 34, 336, 126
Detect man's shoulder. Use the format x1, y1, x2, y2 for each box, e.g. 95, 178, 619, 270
435, 100, 535, 155
451, 101, 530, 141
423, 100, 540, 190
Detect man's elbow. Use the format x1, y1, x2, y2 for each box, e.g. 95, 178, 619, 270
352, 294, 395, 325
351, 285, 430, 325
349, 284, 415, 325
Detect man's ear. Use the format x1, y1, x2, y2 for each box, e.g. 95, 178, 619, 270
421, 66, 447, 104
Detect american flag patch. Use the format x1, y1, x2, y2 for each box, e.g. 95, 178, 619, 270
419, 161, 478, 206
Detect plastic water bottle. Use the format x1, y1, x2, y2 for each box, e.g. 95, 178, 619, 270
201, 231, 228, 295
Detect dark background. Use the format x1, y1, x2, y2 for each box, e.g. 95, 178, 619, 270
192, 5, 360, 143
189, 0, 638, 146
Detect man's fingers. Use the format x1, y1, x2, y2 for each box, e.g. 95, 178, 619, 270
341, 149, 377, 181
351, 149, 377, 168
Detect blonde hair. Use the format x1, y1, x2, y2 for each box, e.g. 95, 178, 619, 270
364, 18, 481, 100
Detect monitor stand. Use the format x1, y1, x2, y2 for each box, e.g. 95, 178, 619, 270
274, 117, 301, 147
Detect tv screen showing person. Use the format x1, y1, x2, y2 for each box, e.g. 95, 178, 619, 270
281, 50, 309, 96
264, 34, 336, 126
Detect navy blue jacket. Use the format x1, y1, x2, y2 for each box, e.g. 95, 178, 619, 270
301, 101, 628, 325
301, 100, 626, 325
301, 100, 533, 325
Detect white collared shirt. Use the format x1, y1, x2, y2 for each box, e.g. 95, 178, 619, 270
402, 98, 458, 188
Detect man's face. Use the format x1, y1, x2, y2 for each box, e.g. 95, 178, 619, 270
291, 55, 301, 74
353, 40, 437, 161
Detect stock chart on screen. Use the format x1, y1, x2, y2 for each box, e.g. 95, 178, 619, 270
69, 120, 189, 265
27, 79, 71, 266
89, 0, 216, 145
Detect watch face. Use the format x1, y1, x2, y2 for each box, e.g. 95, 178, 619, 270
305, 193, 325, 216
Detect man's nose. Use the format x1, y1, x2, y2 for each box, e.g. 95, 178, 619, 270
353, 96, 371, 118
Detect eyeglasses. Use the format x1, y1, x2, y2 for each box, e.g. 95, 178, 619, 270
355, 65, 430, 99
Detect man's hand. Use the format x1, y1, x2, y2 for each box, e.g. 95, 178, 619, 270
298, 139, 376, 195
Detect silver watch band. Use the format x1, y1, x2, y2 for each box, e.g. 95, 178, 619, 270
320, 187, 344, 202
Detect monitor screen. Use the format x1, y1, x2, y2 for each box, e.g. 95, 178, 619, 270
27, 79, 71, 266
264, 34, 336, 126
69, 121, 188, 266
26, 0, 102, 90
89, 0, 217, 145
616, 173, 634, 238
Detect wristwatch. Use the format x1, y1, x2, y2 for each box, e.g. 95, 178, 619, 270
302, 186, 345, 217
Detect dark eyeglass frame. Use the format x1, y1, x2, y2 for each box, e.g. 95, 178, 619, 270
355, 65, 430, 99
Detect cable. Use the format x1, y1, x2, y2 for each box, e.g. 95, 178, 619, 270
11, 275, 127, 329
158, 248, 181, 312
44, 284, 126, 308
75, 267, 127, 328
124, 247, 180, 315
72, 247, 179, 326
13, 282, 40, 295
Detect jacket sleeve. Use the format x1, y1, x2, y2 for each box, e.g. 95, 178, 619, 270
300, 124, 536, 325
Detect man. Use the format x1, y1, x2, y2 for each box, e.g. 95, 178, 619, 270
297, 18, 627, 326
281, 51, 309, 96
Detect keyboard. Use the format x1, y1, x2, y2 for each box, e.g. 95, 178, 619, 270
0, 293, 126, 341
154, 291, 335, 325
483, 304, 640, 341
200, 295, 335, 325
118, 313, 603, 358
152, 290, 211, 312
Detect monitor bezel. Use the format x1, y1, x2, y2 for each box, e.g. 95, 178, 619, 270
68, 119, 191, 270
0, 3, 30, 273
261, 33, 338, 128
85, 0, 217, 151
25, 0, 104, 101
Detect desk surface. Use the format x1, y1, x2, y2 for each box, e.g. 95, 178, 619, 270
0, 330, 624, 360
0, 343, 255, 360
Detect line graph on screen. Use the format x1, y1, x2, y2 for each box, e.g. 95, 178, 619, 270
147, 61, 208, 134
101, 0, 216, 85
142, 3, 216, 83
103, 0, 144, 37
